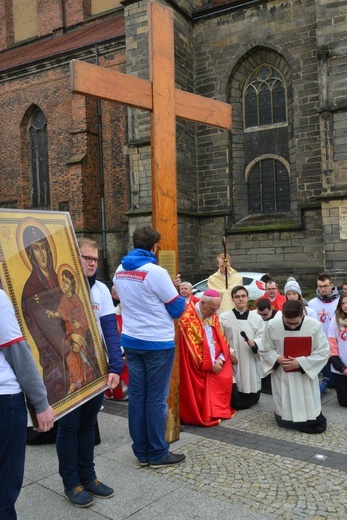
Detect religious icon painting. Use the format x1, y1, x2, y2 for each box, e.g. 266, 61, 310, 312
0, 209, 109, 421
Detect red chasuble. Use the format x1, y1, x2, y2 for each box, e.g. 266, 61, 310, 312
179, 303, 235, 427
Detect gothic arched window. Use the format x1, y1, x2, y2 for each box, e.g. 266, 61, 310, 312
29, 109, 50, 208
244, 66, 286, 129
247, 158, 290, 214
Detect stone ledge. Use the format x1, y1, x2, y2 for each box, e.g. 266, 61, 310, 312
227, 213, 302, 234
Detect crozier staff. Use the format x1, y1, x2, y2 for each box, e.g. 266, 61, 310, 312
207, 247, 242, 314
222, 236, 228, 290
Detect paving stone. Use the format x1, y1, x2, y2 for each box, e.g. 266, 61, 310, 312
16, 392, 347, 520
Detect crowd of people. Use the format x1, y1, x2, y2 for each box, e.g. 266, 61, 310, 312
2, 225, 347, 518
177, 254, 347, 434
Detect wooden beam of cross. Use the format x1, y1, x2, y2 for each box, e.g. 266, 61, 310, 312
70, 0, 232, 441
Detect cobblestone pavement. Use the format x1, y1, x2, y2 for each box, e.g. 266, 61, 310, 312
103, 390, 347, 519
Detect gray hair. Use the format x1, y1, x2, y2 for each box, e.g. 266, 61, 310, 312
200, 294, 220, 304
180, 282, 192, 289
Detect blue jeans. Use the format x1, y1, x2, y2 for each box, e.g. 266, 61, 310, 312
322, 361, 335, 388
0, 393, 27, 520
124, 347, 175, 464
56, 392, 104, 489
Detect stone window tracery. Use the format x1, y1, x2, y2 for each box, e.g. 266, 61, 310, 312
28, 109, 50, 209
244, 66, 287, 129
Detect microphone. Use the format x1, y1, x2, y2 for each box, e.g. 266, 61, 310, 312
240, 331, 249, 342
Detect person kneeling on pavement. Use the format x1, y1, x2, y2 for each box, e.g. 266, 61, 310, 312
259, 300, 329, 434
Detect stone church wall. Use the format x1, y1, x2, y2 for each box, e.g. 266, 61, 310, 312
2, 0, 347, 288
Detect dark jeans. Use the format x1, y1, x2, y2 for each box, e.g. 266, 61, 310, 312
0, 393, 27, 520
333, 373, 347, 407
124, 347, 175, 464
56, 392, 104, 489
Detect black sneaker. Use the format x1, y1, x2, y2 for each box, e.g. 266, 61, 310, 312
83, 479, 114, 498
64, 485, 94, 508
150, 452, 185, 469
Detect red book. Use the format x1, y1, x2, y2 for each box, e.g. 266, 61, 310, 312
283, 336, 312, 372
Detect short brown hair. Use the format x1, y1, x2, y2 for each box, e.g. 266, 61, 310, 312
282, 300, 302, 318
256, 298, 271, 311
133, 225, 161, 251
317, 273, 332, 284
77, 237, 98, 249
265, 279, 278, 288
231, 285, 248, 298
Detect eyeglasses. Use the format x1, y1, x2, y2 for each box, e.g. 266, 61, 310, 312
283, 320, 302, 328
317, 284, 331, 289
82, 255, 99, 264
283, 319, 302, 328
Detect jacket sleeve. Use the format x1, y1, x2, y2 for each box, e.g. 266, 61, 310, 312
328, 337, 347, 373
165, 294, 186, 319
4, 340, 50, 413
100, 314, 124, 375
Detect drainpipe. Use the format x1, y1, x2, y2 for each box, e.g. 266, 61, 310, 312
95, 44, 109, 280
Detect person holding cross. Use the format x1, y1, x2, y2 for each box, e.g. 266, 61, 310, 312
114, 225, 186, 468
208, 253, 242, 313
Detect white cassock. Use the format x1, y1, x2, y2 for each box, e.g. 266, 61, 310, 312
259, 316, 329, 422
220, 310, 265, 393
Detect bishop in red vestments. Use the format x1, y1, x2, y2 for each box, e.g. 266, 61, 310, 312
179, 289, 235, 427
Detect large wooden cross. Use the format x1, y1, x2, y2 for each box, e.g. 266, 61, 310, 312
70, 0, 232, 441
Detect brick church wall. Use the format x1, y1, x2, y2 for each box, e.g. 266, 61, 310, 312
0, 38, 128, 280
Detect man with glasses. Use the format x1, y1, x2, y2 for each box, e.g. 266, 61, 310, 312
220, 286, 265, 409
308, 273, 339, 392
179, 289, 234, 426
261, 279, 286, 311
259, 300, 329, 433
56, 238, 123, 508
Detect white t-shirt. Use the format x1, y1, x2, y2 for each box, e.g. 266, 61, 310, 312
114, 262, 178, 343
308, 297, 338, 336
90, 280, 116, 337
0, 290, 23, 394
